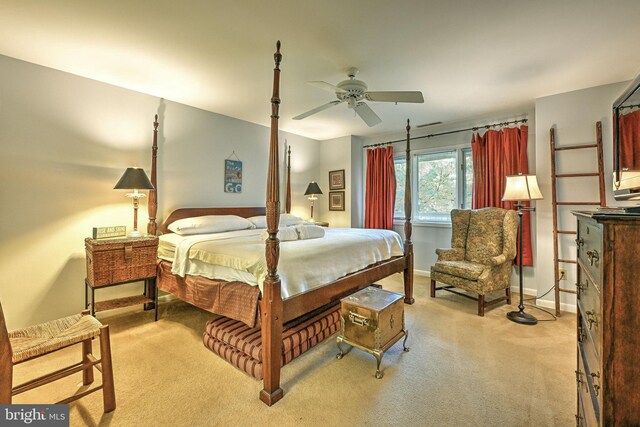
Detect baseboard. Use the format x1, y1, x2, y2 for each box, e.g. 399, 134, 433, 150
511, 285, 537, 298
536, 299, 577, 314
510, 286, 577, 314
429, 272, 577, 313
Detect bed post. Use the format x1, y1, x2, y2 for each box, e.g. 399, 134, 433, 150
403, 119, 415, 304
147, 114, 159, 236
286, 145, 291, 214
260, 40, 284, 406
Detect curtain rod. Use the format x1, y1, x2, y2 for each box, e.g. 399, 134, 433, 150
619, 103, 640, 110
362, 118, 528, 149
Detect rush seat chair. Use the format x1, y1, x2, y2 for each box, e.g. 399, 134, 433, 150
0, 303, 115, 412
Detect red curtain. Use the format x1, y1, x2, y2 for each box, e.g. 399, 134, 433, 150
365, 146, 396, 230
472, 125, 533, 266
619, 109, 640, 170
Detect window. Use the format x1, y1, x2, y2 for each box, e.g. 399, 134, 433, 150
393, 157, 406, 217
463, 148, 473, 210
394, 147, 473, 223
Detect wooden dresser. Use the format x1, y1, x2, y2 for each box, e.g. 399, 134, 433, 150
573, 211, 640, 426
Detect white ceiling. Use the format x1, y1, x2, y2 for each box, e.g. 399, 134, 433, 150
1, 1, 640, 140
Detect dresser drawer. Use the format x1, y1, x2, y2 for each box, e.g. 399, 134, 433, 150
578, 319, 602, 412
577, 350, 600, 426
577, 219, 602, 289
577, 265, 601, 357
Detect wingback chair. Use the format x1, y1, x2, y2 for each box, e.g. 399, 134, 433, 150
430, 207, 518, 316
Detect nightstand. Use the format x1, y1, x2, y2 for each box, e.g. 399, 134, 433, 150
85, 236, 159, 320
311, 221, 329, 227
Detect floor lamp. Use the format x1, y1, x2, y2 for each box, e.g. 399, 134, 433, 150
502, 174, 543, 325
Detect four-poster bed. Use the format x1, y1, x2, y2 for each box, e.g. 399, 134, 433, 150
146, 41, 415, 406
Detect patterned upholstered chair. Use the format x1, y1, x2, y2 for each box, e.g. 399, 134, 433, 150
0, 303, 115, 412
430, 207, 518, 316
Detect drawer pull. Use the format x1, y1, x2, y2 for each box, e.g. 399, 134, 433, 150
591, 372, 601, 396
586, 249, 599, 266
578, 326, 586, 343
585, 311, 598, 330
348, 312, 369, 327
390, 314, 395, 329
575, 369, 584, 386
575, 238, 584, 248
576, 281, 588, 293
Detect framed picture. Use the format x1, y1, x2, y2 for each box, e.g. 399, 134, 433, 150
329, 169, 345, 190
224, 159, 242, 193
329, 191, 345, 211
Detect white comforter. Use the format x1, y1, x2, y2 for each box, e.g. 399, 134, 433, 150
160, 228, 404, 299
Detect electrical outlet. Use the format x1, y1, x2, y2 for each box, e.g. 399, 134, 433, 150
559, 269, 567, 281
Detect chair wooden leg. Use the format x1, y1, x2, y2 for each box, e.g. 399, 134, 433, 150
0, 363, 12, 404
82, 338, 94, 386
430, 279, 436, 298
478, 295, 485, 317
99, 326, 116, 413
506, 287, 512, 304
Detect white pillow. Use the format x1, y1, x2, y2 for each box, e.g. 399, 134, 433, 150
168, 215, 254, 235
248, 214, 304, 229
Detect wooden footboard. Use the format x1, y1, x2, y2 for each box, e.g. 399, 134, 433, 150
283, 256, 407, 322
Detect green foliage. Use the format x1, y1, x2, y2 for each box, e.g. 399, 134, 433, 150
417, 154, 456, 216
394, 148, 473, 222
394, 159, 406, 218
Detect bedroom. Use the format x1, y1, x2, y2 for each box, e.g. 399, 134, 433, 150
1, 1, 640, 425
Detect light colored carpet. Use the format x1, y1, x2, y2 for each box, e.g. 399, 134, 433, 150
12, 274, 576, 426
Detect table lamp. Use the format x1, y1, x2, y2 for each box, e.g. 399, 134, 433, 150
502, 173, 543, 325
304, 181, 323, 222
114, 167, 155, 237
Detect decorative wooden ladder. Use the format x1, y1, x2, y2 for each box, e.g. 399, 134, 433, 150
549, 122, 606, 316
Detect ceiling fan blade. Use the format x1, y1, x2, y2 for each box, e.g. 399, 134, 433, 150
308, 81, 348, 94
292, 100, 343, 120
365, 91, 424, 103
354, 102, 382, 127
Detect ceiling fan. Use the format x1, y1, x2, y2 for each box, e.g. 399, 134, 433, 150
292, 67, 424, 127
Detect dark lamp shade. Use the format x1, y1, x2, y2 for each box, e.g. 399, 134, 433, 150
304, 181, 323, 196
113, 168, 155, 190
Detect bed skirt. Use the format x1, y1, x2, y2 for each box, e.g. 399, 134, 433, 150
202, 303, 341, 380
157, 260, 260, 327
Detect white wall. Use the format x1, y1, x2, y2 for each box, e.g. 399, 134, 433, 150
350, 136, 365, 227
317, 136, 352, 227
534, 81, 629, 312
0, 55, 320, 329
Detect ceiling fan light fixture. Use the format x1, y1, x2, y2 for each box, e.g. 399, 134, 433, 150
293, 68, 424, 127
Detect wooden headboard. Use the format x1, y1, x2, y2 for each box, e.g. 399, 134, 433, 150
158, 207, 266, 234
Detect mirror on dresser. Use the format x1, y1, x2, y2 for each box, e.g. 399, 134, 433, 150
613, 72, 640, 201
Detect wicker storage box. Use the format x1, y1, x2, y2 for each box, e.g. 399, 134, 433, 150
85, 236, 158, 287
